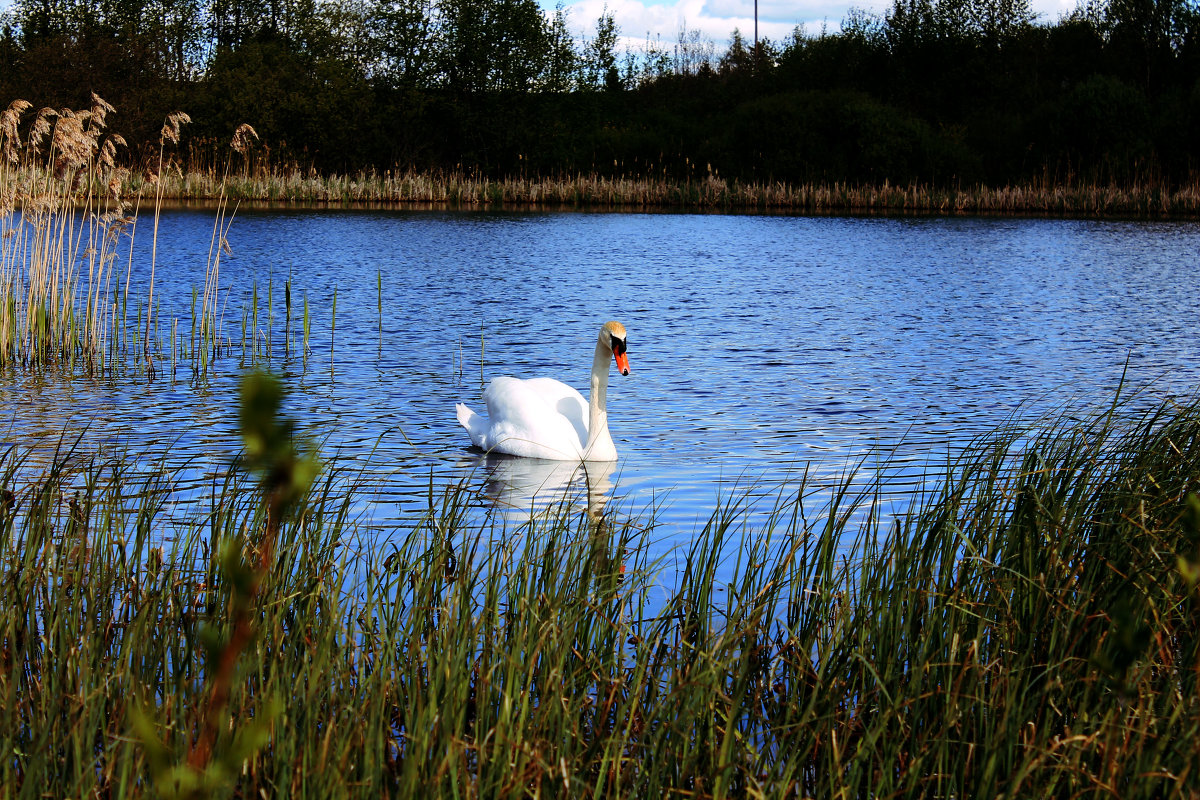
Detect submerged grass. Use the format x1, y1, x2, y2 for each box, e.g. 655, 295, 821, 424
2, 380, 1200, 797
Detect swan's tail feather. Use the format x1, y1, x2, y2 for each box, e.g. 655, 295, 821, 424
456, 403, 487, 449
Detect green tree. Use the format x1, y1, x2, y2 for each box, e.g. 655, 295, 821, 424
489, 0, 550, 91
372, 0, 435, 87
14, 0, 71, 40
434, 0, 550, 92
208, 0, 321, 49
543, 3, 578, 91
154, 0, 205, 81
964, 0, 1035, 43
585, 7, 621, 90
675, 24, 714, 75
637, 31, 673, 83
1105, 0, 1197, 93
719, 28, 753, 74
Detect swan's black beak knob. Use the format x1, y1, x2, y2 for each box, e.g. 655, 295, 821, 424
612, 336, 629, 376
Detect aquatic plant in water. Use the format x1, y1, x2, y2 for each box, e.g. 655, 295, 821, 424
1, 384, 1199, 797
0, 97, 267, 379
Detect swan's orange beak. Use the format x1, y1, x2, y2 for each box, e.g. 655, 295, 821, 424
614, 351, 630, 376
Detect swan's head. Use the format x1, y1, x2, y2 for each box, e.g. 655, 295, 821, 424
601, 320, 630, 376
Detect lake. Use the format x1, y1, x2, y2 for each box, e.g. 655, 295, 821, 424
4, 210, 1200, 559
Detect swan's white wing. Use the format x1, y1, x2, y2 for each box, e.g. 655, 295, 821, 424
519, 378, 589, 442
471, 376, 588, 459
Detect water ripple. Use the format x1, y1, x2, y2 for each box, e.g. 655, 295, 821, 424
2, 211, 1199, 560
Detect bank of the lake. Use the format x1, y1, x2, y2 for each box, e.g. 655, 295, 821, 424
97, 170, 1200, 217
14, 162, 1200, 217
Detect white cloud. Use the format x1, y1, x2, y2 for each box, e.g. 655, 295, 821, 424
559, 0, 804, 47
703, 0, 852, 24
549, 0, 1086, 49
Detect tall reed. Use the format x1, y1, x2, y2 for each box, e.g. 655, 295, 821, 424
0, 96, 135, 369
0, 98, 273, 378
2, 388, 1199, 797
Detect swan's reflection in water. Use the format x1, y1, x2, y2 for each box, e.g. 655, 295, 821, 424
466, 454, 617, 523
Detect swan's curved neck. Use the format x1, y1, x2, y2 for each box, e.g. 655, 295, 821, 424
586, 339, 612, 453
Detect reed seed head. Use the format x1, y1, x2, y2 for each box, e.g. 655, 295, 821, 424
1, 100, 31, 164
107, 166, 129, 205
88, 93, 114, 130
2, 98, 31, 121
231, 123, 259, 155
28, 107, 56, 158
98, 134, 125, 170
51, 112, 97, 177
161, 111, 192, 145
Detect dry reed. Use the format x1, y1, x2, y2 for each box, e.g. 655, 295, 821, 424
0, 96, 134, 369
0, 98, 263, 376
97, 160, 1200, 216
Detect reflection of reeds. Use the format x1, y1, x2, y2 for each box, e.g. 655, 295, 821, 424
3, 391, 1200, 796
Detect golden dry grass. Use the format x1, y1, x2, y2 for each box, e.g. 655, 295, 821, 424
109, 166, 1200, 216
0, 96, 135, 368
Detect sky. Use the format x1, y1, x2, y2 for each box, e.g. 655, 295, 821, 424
544, 0, 1082, 47
0, 0, 1084, 51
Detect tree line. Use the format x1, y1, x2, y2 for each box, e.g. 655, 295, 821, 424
1, 0, 1199, 186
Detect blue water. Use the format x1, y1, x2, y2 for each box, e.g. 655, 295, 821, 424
3, 210, 1199, 554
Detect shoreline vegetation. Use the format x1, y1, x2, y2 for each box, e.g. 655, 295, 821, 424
6, 97, 1200, 219
2, 376, 1199, 796
106, 169, 1200, 217
0, 90, 1192, 405
0, 98, 272, 376
13, 160, 1200, 217
6, 0, 1200, 202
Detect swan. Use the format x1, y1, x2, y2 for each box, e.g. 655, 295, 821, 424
456, 321, 630, 460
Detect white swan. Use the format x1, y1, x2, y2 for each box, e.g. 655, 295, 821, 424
456, 321, 630, 460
